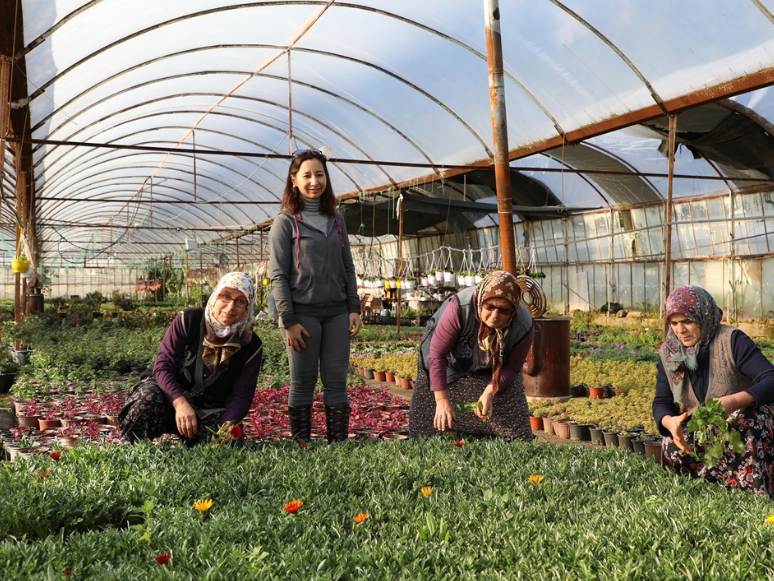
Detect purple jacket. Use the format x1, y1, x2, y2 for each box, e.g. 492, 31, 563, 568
429, 297, 535, 391
153, 312, 262, 424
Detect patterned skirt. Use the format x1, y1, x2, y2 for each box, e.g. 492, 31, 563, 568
118, 378, 225, 447
409, 365, 534, 442
663, 406, 774, 499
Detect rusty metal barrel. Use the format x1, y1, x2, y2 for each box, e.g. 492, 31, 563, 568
28, 293, 44, 315
523, 317, 571, 399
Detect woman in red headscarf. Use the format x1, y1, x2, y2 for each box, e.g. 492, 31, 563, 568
653, 285, 774, 498
409, 270, 535, 442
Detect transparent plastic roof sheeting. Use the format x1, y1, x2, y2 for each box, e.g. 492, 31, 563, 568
7, 0, 774, 267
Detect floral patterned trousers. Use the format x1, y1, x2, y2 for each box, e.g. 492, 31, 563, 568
409, 365, 534, 443
118, 378, 223, 447
663, 406, 774, 499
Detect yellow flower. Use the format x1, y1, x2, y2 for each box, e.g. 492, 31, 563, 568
420, 486, 433, 497
766, 514, 774, 525
528, 474, 545, 485
353, 512, 368, 523
194, 498, 214, 513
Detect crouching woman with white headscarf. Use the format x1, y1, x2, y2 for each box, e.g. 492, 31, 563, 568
119, 272, 263, 446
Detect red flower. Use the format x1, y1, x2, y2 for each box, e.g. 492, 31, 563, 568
299, 444, 308, 450
284, 500, 303, 514
50, 451, 61, 461
63, 568, 69, 578
454, 440, 465, 447
36, 472, 51, 478
155, 552, 171, 565
228, 424, 243, 439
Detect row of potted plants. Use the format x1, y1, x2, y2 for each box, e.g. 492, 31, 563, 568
350, 353, 417, 384
357, 268, 546, 290
13, 392, 124, 432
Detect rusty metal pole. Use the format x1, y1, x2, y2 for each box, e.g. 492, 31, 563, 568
259, 230, 264, 308
484, 0, 517, 276
396, 195, 404, 340
664, 113, 677, 332
0, 56, 10, 194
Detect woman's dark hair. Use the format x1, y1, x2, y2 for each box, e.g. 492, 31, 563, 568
281, 150, 336, 216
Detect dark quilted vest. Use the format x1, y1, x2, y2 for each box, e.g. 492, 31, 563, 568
176, 308, 262, 405
419, 287, 533, 384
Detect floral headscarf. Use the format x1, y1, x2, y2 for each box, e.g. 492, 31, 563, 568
663, 285, 722, 402
473, 270, 522, 395
202, 272, 256, 370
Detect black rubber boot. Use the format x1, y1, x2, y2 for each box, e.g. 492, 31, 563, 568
325, 404, 351, 443
288, 405, 312, 443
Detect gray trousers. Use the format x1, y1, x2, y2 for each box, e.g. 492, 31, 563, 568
282, 312, 350, 407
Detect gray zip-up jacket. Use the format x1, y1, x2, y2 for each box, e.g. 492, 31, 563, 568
268, 210, 360, 329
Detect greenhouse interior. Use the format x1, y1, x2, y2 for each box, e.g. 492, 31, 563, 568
3, 1, 774, 579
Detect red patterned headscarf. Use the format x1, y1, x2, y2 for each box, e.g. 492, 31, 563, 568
473, 271, 522, 395
663, 285, 722, 401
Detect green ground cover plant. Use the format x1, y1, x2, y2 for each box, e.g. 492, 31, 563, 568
1, 439, 773, 580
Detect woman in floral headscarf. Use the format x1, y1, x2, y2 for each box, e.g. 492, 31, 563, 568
653, 285, 774, 498
409, 271, 535, 442
119, 272, 263, 446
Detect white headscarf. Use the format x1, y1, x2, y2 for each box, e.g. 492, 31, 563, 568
202, 272, 256, 369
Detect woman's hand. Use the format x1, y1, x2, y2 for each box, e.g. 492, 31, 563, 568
476, 385, 494, 419
285, 323, 311, 352
348, 312, 362, 338
172, 396, 198, 438
661, 412, 694, 454
433, 392, 456, 432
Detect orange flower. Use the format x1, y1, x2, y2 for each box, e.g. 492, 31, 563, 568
49, 451, 61, 461
454, 440, 465, 447
155, 552, 171, 565
528, 474, 545, 485
420, 486, 433, 497
228, 424, 243, 439
36, 472, 50, 478
353, 512, 368, 523
284, 500, 303, 514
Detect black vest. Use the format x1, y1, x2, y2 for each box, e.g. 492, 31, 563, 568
419, 287, 533, 385
176, 308, 263, 405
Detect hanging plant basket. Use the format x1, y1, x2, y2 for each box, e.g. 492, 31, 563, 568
11, 259, 30, 274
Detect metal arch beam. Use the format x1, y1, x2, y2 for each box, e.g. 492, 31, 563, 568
34, 77, 429, 192
33, 88, 395, 195
548, 0, 667, 113
35, 109, 362, 200
37, 139, 284, 206
504, 66, 774, 163
39, 168, 275, 234
751, 0, 774, 27
23, 3, 565, 148
535, 151, 615, 210
330, 3, 567, 138
37, 164, 282, 213
35, 177, 274, 227
38, 156, 281, 213
32, 48, 496, 162
579, 143, 664, 201
42, 182, 250, 232
35, 126, 288, 199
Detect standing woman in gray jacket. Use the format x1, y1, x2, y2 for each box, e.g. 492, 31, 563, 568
268, 149, 362, 443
